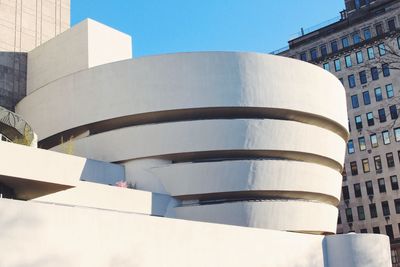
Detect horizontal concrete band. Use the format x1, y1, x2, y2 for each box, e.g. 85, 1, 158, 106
17, 52, 348, 142
174, 200, 338, 234
39, 107, 348, 149
152, 160, 342, 204
51, 119, 346, 170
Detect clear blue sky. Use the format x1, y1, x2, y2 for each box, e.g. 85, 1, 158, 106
71, 0, 345, 57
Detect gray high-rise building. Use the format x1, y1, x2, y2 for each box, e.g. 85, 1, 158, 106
277, 0, 400, 265
0, 0, 70, 111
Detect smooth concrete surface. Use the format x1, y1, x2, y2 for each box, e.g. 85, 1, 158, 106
0, 198, 390, 267
18, 51, 347, 141
174, 200, 338, 234
153, 160, 342, 203
27, 19, 131, 94
326, 233, 391, 267
34, 181, 170, 216
50, 119, 345, 169
0, 141, 124, 199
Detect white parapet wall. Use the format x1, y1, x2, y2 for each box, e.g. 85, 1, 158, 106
0, 198, 391, 267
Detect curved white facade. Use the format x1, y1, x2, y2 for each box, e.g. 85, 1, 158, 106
17, 35, 349, 234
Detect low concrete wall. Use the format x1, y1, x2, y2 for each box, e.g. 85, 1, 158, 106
0, 199, 391, 267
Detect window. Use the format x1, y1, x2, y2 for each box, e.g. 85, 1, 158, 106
366, 112, 374, 126
362, 91, 371, 105
367, 47, 375, 59
350, 161, 358, 175
348, 74, 356, 88
366, 181, 374, 195
370, 133, 378, 148
355, 115, 362, 129
362, 158, 370, 173
374, 87, 382, 101
371, 67, 379, 80
300, 52, 307, 61
386, 225, 394, 240
320, 45, 327, 56
391, 176, 399, 190
359, 70, 367, 84
351, 95, 359, 108
364, 28, 371, 40
355, 0, 361, 9
375, 24, 383, 35
382, 63, 390, 77
360, 229, 367, 233
386, 152, 395, 167
378, 108, 386, 122
382, 131, 391, 145
345, 208, 353, 222
354, 183, 362, 198
338, 213, 342, 224
374, 156, 382, 171
388, 18, 396, 32
356, 51, 363, 64
323, 63, 330, 71
390, 105, 398, 120
345, 55, 352, 67
331, 40, 338, 53
334, 59, 341, 71
386, 84, 394, 98
342, 186, 350, 200
382, 201, 390, 216
372, 226, 380, 233
378, 43, 386, 56
342, 167, 347, 182
338, 78, 344, 85
395, 199, 400, 214
378, 178, 386, 192
352, 32, 361, 44
358, 137, 366, 151
348, 140, 355, 154
394, 128, 400, 141
398, 36, 400, 49
310, 48, 318, 61
357, 206, 365, 220
342, 37, 349, 48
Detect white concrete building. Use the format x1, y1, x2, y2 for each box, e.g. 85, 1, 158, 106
0, 1, 392, 266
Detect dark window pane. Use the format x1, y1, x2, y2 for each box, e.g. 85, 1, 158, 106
388, 19, 396, 32
300, 53, 307, 61
382, 64, 390, 77
356, 51, 363, 64
331, 41, 338, 53
376, 24, 383, 35
378, 108, 386, 123
386, 224, 394, 240
371, 67, 379, 80
357, 206, 365, 220
342, 186, 350, 200
355, 115, 362, 129
346, 208, 353, 222
364, 28, 371, 40
386, 152, 395, 167
367, 112, 374, 126
348, 74, 356, 88
359, 70, 367, 84
363, 91, 371, 105
354, 183, 362, 198
310, 48, 318, 61
351, 95, 359, 108
378, 43, 386, 56
392, 176, 399, 191
390, 105, 398, 120
366, 181, 374, 195
382, 201, 390, 216
372, 226, 380, 233
350, 161, 358, 175
375, 156, 382, 171
378, 178, 386, 192
320, 45, 328, 56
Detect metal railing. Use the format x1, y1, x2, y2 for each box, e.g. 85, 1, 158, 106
0, 106, 34, 145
